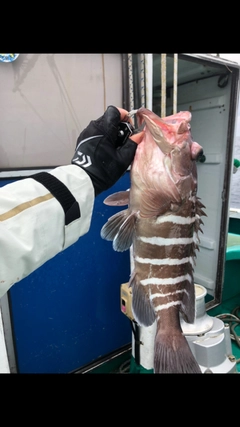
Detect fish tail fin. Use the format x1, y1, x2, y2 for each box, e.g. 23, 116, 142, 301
154, 322, 201, 374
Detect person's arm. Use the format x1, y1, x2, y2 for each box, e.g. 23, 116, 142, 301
0, 165, 94, 298
0, 106, 143, 298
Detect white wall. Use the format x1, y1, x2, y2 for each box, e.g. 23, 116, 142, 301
0, 54, 122, 169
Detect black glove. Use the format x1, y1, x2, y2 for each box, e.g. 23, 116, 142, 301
71, 105, 137, 196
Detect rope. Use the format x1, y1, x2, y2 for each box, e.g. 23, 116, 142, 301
161, 54, 166, 117
173, 54, 178, 114
145, 54, 153, 110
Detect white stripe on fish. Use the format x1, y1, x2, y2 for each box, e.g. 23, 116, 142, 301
155, 300, 182, 311
149, 289, 190, 300
156, 215, 196, 225
140, 273, 192, 286
135, 255, 192, 266
138, 236, 193, 246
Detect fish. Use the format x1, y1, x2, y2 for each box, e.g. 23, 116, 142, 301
100, 108, 206, 373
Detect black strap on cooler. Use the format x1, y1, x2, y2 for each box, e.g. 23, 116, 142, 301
31, 172, 81, 226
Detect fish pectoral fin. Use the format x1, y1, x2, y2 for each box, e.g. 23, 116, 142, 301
113, 211, 137, 252
103, 191, 130, 206
131, 276, 156, 327
141, 190, 175, 217
100, 209, 129, 241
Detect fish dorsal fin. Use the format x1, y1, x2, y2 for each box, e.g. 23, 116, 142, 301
103, 191, 130, 206
188, 197, 207, 264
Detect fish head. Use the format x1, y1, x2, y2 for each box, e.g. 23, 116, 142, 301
131, 108, 204, 216
136, 108, 203, 174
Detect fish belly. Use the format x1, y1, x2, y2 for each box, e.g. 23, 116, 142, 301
130, 208, 202, 373
131, 210, 196, 326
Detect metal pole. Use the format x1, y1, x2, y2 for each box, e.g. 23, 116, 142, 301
122, 54, 130, 111
128, 54, 134, 111
140, 53, 145, 108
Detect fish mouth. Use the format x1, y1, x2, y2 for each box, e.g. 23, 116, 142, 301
136, 108, 192, 127
136, 108, 192, 154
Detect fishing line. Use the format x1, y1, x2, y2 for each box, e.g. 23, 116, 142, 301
46, 54, 82, 133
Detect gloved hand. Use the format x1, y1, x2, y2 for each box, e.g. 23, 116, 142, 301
71, 105, 143, 196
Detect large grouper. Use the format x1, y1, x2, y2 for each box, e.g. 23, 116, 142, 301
101, 108, 206, 373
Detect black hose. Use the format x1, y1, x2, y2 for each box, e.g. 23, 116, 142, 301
130, 320, 141, 366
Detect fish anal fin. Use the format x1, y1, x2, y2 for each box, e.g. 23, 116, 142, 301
103, 191, 130, 206
131, 276, 156, 327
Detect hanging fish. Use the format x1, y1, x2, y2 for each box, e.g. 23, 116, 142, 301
101, 108, 206, 373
